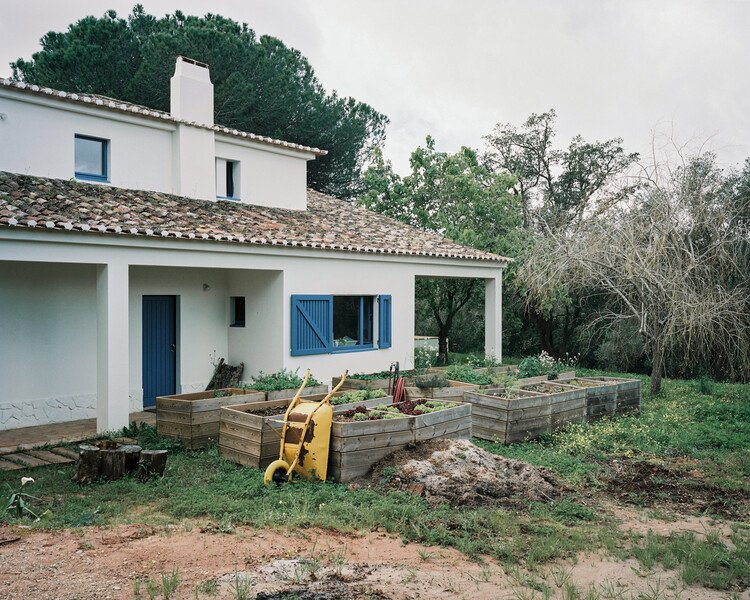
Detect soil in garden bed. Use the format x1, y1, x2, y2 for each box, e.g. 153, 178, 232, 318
522, 383, 571, 394
358, 439, 563, 508
602, 459, 750, 519
335, 400, 453, 422
242, 406, 288, 417
481, 388, 534, 400
559, 379, 603, 388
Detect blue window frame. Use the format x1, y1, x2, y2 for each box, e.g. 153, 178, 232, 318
291, 294, 392, 356
75, 134, 109, 182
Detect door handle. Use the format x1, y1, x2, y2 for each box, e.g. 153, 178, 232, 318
170, 343, 176, 353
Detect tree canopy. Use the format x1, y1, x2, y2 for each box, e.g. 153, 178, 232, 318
11, 5, 388, 198
359, 137, 521, 363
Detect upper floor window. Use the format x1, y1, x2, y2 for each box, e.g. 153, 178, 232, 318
75, 135, 109, 182
216, 158, 240, 200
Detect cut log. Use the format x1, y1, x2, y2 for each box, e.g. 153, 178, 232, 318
121, 445, 143, 474
100, 448, 125, 481
138, 450, 168, 481
206, 358, 244, 390
75, 444, 101, 484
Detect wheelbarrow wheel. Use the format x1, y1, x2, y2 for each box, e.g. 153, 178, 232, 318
264, 459, 292, 486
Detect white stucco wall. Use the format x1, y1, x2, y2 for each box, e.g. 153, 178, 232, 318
215, 139, 309, 210
0, 90, 314, 210
0, 94, 175, 193
0, 261, 98, 429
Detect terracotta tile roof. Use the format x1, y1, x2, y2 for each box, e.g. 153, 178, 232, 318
0, 172, 510, 263
0, 78, 327, 157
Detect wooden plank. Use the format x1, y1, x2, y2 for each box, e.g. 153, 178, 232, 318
472, 424, 506, 443
3, 453, 49, 467
331, 429, 414, 452
331, 416, 412, 438
26, 450, 74, 464
414, 415, 472, 442
413, 403, 469, 428
50, 447, 80, 459
266, 385, 329, 401
0, 457, 25, 471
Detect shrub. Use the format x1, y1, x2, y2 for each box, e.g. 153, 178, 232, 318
445, 364, 494, 386
518, 352, 576, 380
414, 347, 438, 369
414, 373, 450, 389
249, 369, 321, 391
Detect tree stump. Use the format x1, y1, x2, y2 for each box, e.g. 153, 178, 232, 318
100, 448, 125, 481
121, 445, 143, 474
75, 444, 101, 484
138, 450, 168, 481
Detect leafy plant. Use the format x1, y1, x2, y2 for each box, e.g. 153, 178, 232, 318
5, 477, 42, 519
518, 351, 576, 380
249, 369, 321, 391
414, 347, 438, 369
414, 373, 450, 389
330, 388, 387, 406
350, 370, 417, 381
229, 571, 254, 600
161, 569, 180, 599
445, 364, 494, 385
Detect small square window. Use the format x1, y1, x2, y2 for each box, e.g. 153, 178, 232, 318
216, 158, 240, 199
230, 296, 246, 327
75, 135, 109, 182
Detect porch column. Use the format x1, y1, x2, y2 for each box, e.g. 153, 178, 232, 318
484, 274, 503, 362
96, 262, 130, 433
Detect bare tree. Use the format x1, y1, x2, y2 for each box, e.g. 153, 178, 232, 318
520, 144, 750, 393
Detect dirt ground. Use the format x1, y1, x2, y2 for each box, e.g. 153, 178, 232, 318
1, 514, 747, 600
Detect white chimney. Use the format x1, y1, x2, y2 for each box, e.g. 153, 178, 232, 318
170, 56, 215, 200
170, 56, 214, 125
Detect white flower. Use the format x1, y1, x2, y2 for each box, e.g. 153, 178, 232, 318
21, 477, 34, 487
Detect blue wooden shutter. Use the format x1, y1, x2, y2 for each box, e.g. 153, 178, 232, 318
378, 294, 392, 349
291, 295, 333, 356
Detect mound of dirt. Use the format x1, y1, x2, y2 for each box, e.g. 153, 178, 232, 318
361, 439, 562, 507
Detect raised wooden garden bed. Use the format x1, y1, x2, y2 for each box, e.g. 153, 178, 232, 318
405, 380, 478, 400
329, 400, 471, 482
464, 381, 586, 444
219, 393, 394, 470
264, 385, 329, 401
218, 400, 289, 469
156, 388, 265, 449
517, 381, 587, 431
558, 375, 641, 416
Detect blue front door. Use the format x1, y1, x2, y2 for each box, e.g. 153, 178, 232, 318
142, 295, 176, 408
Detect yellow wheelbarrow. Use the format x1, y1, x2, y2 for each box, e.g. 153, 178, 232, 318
263, 369, 348, 485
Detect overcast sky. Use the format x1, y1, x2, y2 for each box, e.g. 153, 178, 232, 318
2, 0, 748, 175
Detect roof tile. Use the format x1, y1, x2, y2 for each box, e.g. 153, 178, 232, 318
0, 172, 509, 263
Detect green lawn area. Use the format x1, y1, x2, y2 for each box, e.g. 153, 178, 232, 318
2, 370, 749, 590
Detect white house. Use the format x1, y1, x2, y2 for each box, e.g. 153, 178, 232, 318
0, 57, 509, 433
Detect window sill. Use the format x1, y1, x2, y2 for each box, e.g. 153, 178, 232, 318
331, 344, 377, 354
75, 173, 110, 183
216, 196, 241, 202
230, 323, 246, 328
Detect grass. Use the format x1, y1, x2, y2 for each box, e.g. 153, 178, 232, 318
1, 369, 749, 591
